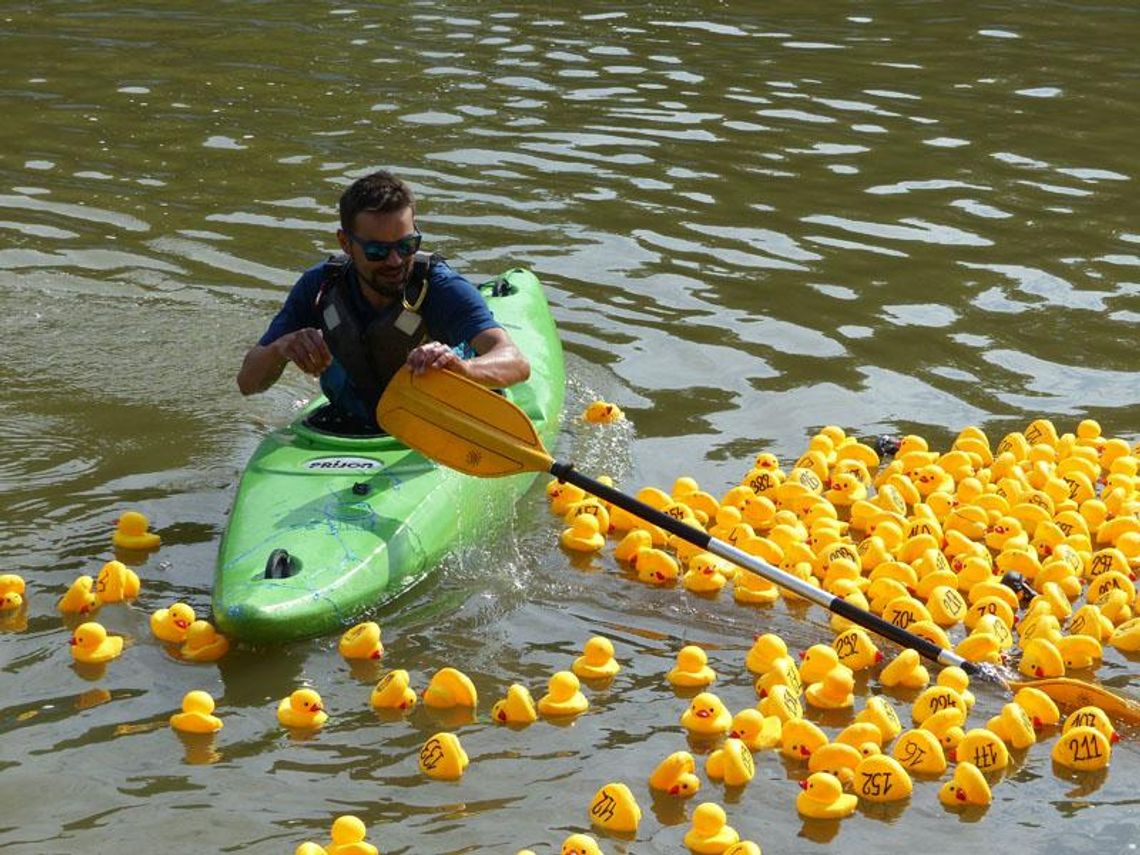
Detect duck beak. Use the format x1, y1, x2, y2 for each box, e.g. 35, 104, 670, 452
800, 746, 811, 757
799, 779, 809, 790
69, 636, 78, 646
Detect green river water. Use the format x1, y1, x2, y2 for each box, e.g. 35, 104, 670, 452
1, 2, 1138, 853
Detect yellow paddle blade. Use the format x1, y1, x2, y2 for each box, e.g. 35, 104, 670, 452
1006, 677, 1140, 727
377, 367, 555, 478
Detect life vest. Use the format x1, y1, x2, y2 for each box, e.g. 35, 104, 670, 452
314, 251, 434, 411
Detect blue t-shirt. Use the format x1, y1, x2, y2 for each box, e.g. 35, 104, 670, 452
259, 257, 499, 422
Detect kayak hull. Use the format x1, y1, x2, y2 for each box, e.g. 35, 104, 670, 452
213, 269, 564, 643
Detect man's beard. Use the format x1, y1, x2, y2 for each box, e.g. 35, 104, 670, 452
360, 263, 410, 300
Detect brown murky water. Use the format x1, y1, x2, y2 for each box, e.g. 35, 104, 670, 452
1, 2, 1138, 853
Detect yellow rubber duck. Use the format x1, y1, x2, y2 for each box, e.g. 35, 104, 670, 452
808, 742, 862, 787
538, 670, 588, 717
878, 648, 930, 690
780, 717, 828, 761
491, 683, 538, 725
1070, 603, 1117, 643
798, 644, 841, 683
325, 815, 377, 855
150, 602, 196, 644
94, 560, 140, 604
547, 479, 587, 516
561, 833, 604, 855
170, 690, 223, 734
964, 595, 1016, 632
891, 728, 947, 775
112, 510, 161, 551
758, 684, 804, 723
825, 472, 867, 507
853, 754, 912, 803
986, 702, 1036, 749
1056, 634, 1103, 670
667, 645, 717, 688
370, 669, 417, 711
805, 666, 855, 710
277, 688, 327, 730
69, 621, 123, 664
950, 728, 1009, 771
633, 548, 679, 585
855, 695, 903, 740
797, 771, 857, 819
1011, 686, 1059, 729
911, 685, 967, 725
1052, 725, 1112, 771
583, 400, 624, 423
722, 843, 762, 855
294, 843, 328, 855
58, 575, 99, 615
338, 621, 383, 660
682, 557, 728, 594
730, 708, 782, 751
955, 629, 1005, 666
1063, 705, 1119, 744
745, 633, 789, 674
179, 620, 229, 662
835, 721, 884, 753
906, 619, 953, 650
588, 782, 641, 834
939, 761, 992, 807
613, 529, 652, 562
832, 627, 883, 671
1109, 616, 1140, 652
755, 656, 804, 699
684, 802, 739, 854
572, 635, 620, 679
648, 750, 701, 798
0, 590, 22, 615
0, 574, 25, 604
706, 737, 756, 786
1019, 637, 1065, 678
681, 691, 732, 737
419, 731, 468, 780
423, 667, 478, 709
937, 666, 975, 711
733, 569, 779, 604
921, 707, 967, 755
561, 514, 606, 553
926, 585, 968, 627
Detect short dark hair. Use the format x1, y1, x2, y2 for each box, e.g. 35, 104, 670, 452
338, 171, 416, 231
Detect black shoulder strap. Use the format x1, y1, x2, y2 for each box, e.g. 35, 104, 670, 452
315, 254, 351, 308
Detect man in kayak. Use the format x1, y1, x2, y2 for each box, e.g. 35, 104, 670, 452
237, 170, 530, 430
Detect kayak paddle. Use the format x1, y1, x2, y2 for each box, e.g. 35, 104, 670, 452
377, 366, 1140, 722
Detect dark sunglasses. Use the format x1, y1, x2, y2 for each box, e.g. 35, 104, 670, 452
348, 230, 422, 262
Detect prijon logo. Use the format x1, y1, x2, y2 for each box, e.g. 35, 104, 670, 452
303, 456, 381, 472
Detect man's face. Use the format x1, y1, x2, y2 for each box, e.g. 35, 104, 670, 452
339, 206, 418, 301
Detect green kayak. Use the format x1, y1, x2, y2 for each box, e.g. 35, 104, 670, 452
213, 269, 565, 644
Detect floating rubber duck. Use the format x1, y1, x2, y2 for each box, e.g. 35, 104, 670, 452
538, 670, 588, 717
1063, 705, 1119, 743
370, 669, 417, 711
1019, 637, 1065, 679
797, 771, 857, 819
419, 731, 468, 780
548, 480, 587, 516
920, 707, 967, 756
798, 644, 841, 684
491, 683, 538, 725
583, 400, 624, 424
755, 656, 804, 698
911, 685, 966, 725
684, 802, 739, 854
150, 602, 196, 644
58, 575, 99, 615
560, 833, 603, 855
338, 621, 383, 660
277, 688, 327, 730
954, 629, 1005, 666
649, 750, 701, 798
0, 590, 22, 616
69, 621, 123, 664
1109, 616, 1140, 652
758, 684, 804, 723
681, 692, 733, 737
179, 620, 229, 662
721, 843, 762, 855
170, 690, 223, 734
1011, 686, 1059, 729
325, 815, 378, 855
730, 708, 782, 751
853, 754, 912, 803
939, 761, 992, 807
746, 633, 789, 674
950, 728, 1009, 771
0, 574, 25, 605
1071, 603, 1117, 643
573, 635, 621, 680
733, 569, 780, 604
561, 514, 606, 553
423, 667, 478, 709
112, 510, 161, 551
832, 627, 883, 671
986, 702, 1037, 750
937, 667, 975, 711
808, 742, 862, 787
891, 728, 947, 775
93, 560, 140, 604
682, 556, 729, 594
294, 843, 327, 855
879, 649, 930, 690
633, 548, 679, 585
1056, 634, 1103, 670
927, 585, 968, 627
806, 666, 855, 710
780, 717, 828, 761
668, 645, 717, 688
1052, 725, 1112, 771
588, 781, 641, 833
825, 472, 867, 507
856, 695, 903, 741
835, 721, 884, 753
706, 737, 756, 786
613, 529, 652, 562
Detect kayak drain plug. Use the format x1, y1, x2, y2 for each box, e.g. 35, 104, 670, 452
265, 549, 298, 580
